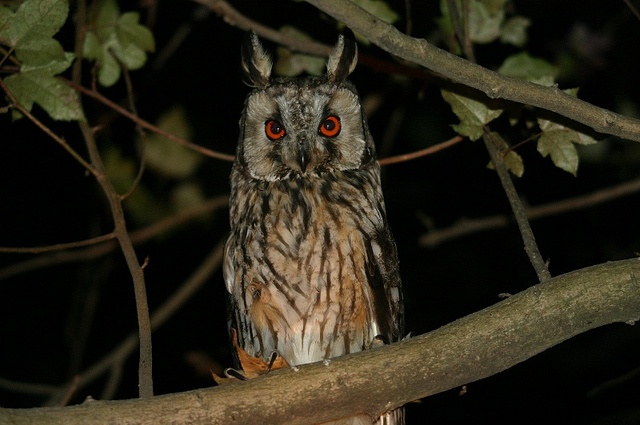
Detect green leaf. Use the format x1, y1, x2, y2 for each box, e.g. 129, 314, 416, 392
353, 0, 399, 24
0, 0, 68, 47
500, 16, 530, 47
83, 31, 119, 86
103, 145, 167, 225
498, 52, 558, 86
436, 0, 460, 53
117, 12, 155, 52
103, 144, 136, 194
479, 0, 507, 15
274, 27, 325, 76
16, 35, 74, 74
144, 106, 202, 178
468, 0, 504, 44
4, 70, 84, 120
83, 0, 155, 87
341, 0, 398, 44
171, 182, 206, 212
94, 0, 119, 31
0, 0, 80, 121
441, 89, 503, 140
486, 132, 524, 177
438, 0, 504, 44
537, 118, 597, 176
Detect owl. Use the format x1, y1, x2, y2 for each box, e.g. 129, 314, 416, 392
223, 31, 404, 424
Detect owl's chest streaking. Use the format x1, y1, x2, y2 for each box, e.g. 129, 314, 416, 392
225, 168, 389, 365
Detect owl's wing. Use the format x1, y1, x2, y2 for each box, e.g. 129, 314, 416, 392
222, 234, 236, 294
366, 226, 404, 343
222, 233, 244, 368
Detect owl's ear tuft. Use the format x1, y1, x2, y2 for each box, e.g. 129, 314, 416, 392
326, 29, 358, 83
241, 30, 272, 89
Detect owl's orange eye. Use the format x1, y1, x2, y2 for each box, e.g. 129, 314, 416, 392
265, 119, 286, 141
319, 115, 341, 137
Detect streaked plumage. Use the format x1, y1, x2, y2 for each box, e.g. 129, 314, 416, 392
224, 31, 404, 424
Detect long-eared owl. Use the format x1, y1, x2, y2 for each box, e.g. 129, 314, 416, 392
223, 31, 404, 424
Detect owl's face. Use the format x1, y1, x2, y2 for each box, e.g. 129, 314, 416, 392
236, 32, 374, 182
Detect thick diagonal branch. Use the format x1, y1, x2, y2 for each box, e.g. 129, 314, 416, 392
304, 0, 640, 143
2, 258, 639, 424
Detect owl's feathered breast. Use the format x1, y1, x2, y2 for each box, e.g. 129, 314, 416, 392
225, 163, 402, 365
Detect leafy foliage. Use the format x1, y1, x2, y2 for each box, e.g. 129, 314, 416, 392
497, 52, 558, 86
0, 0, 83, 120
486, 132, 524, 177
438, 0, 598, 176
537, 90, 598, 176
83, 0, 155, 87
441, 89, 503, 141
143, 106, 202, 179
437, 0, 531, 50
104, 105, 204, 226
352, 0, 399, 25
274, 27, 326, 77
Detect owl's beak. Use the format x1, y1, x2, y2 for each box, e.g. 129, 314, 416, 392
298, 140, 310, 172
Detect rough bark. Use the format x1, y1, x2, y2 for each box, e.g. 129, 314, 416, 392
2, 259, 639, 424
304, 0, 640, 143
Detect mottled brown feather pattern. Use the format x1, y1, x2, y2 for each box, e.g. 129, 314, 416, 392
224, 32, 404, 424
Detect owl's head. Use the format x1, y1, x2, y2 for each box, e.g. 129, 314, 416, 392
236, 31, 376, 181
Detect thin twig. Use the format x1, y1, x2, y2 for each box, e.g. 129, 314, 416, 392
101, 362, 125, 401
0, 196, 228, 280
404, 0, 413, 36
447, 4, 550, 282
483, 131, 551, 281
73, 0, 153, 398
0, 376, 59, 396
461, 0, 475, 63
504, 132, 541, 154
117, 55, 147, 201
81, 126, 155, 399
196, 0, 435, 82
0, 233, 115, 254
420, 175, 640, 247
378, 135, 464, 166
62, 78, 235, 162
0, 242, 225, 399
622, 0, 640, 22
194, 0, 330, 56
57, 376, 80, 407
0, 79, 97, 176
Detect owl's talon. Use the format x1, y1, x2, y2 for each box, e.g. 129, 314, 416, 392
266, 350, 279, 373
371, 334, 390, 348
224, 367, 248, 381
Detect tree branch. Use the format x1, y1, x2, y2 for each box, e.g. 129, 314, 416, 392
420, 175, 640, 247
304, 0, 640, 143
483, 131, 551, 281
73, 0, 153, 398
0, 196, 228, 281
2, 258, 638, 424
63, 78, 235, 162
0, 241, 225, 401
378, 135, 464, 166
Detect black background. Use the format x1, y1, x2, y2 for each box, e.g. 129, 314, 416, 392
1, 1, 639, 423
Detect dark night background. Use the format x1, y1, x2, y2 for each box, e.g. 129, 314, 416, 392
1, 1, 640, 423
